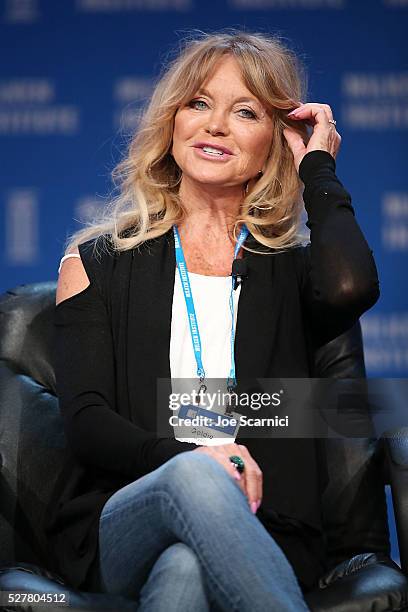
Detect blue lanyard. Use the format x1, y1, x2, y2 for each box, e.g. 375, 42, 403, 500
173, 224, 249, 392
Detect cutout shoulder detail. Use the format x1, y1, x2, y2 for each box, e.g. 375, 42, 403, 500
56, 247, 91, 307
58, 253, 81, 274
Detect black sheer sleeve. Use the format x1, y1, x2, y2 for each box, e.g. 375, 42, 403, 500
296, 150, 380, 343
54, 246, 194, 480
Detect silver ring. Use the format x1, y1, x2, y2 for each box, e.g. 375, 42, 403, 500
328, 119, 337, 126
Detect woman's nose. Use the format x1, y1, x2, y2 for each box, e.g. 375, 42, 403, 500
206, 111, 230, 136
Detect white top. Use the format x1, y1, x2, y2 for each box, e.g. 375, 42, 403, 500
170, 270, 241, 380
170, 270, 241, 446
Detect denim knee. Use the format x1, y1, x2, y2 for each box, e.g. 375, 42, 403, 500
155, 542, 205, 583
138, 543, 211, 612
156, 451, 243, 512
161, 451, 230, 488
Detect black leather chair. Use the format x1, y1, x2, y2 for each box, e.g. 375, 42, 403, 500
0, 281, 407, 611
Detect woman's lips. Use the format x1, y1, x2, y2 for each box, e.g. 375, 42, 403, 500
192, 142, 233, 155
193, 147, 233, 162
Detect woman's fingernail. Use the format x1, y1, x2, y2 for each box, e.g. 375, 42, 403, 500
287, 110, 297, 116
234, 472, 241, 481
251, 501, 258, 514
256, 500, 261, 510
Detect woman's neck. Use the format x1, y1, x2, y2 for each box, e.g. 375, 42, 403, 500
178, 178, 243, 242
176, 177, 246, 275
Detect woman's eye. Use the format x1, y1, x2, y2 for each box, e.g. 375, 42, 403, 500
238, 108, 257, 119
187, 100, 257, 119
189, 99, 208, 110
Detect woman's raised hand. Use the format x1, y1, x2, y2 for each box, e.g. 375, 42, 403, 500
283, 102, 341, 173
192, 443, 263, 514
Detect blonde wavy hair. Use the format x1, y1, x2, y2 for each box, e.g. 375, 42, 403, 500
64, 29, 309, 256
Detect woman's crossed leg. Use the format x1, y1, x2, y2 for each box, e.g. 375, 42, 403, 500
98, 452, 310, 612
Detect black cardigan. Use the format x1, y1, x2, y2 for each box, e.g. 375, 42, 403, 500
45, 151, 380, 593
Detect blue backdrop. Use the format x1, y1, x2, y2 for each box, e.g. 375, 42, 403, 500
1, 0, 407, 562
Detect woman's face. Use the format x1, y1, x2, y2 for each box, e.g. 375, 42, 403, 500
172, 55, 274, 191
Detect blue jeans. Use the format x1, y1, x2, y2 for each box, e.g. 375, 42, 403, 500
98, 452, 310, 611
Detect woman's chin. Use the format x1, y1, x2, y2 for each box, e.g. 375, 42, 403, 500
183, 173, 242, 190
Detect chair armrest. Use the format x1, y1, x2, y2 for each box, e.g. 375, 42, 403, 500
382, 426, 408, 575
305, 553, 407, 612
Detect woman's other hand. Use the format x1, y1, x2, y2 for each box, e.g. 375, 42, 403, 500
283, 102, 341, 173
192, 443, 263, 514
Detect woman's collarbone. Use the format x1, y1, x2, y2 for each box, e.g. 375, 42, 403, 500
183, 248, 234, 277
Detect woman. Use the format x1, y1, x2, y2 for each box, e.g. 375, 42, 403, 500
47, 31, 379, 611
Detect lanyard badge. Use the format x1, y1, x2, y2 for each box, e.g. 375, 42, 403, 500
173, 224, 248, 429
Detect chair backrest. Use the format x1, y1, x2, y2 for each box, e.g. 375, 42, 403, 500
0, 283, 63, 569
0, 282, 390, 571
314, 326, 390, 568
